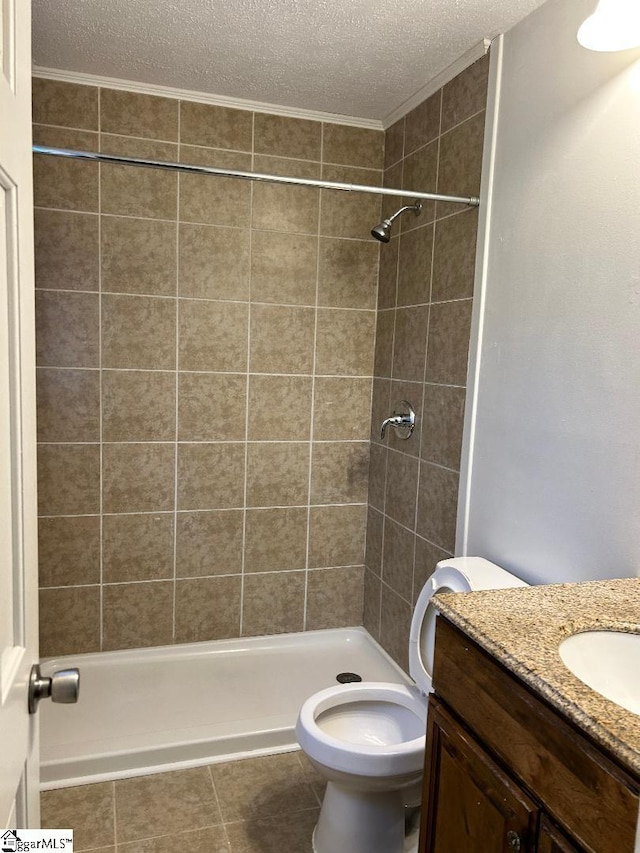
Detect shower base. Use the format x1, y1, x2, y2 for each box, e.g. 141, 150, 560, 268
40, 626, 410, 789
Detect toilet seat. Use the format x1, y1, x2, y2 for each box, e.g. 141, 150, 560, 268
296, 682, 427, 777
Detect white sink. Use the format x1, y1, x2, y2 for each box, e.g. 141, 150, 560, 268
559, 630, 640, 716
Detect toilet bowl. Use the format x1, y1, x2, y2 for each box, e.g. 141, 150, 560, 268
295, 557, 528, 853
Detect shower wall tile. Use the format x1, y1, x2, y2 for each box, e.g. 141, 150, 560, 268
254, 114, 322, 161
100, 89, 179, 141
175, 510, 244, 577
33, 79, 380, 655
102, 513, 174, 583
362, 47, 488, 669
179, 102, 253, 151
101, 216, 177, 296
179, 224, 250, 301
38, 516, 101, 588
34, 209, 99, 291
39, 587, 101, 656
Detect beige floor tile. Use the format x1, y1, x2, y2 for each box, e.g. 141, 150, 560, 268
211, 752, 319, 823
40, 783, 115, 851
118, 826, 230, 853
114, 768, 221, 843
225, 809, 318, 853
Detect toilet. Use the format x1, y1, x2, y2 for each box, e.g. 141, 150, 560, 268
295, 557, 528, 853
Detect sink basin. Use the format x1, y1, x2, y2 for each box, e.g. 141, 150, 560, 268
559, 631, 640, 715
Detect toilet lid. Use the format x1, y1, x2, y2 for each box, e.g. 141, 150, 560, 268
408, 566, 472, 693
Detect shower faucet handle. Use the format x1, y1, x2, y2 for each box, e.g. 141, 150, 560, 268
380, 400, 415, 440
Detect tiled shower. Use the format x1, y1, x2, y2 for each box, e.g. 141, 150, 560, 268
33, 55, 488, 667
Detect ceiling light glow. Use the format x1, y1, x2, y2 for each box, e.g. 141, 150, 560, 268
578, 0, 640, 51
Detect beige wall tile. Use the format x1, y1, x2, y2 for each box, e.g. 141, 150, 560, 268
177, 443, 245, 510
432, 209, 478, 302
39, 587, 101, 656
103, 513, 174, 582
313, 376, 372, 441
367, 442, 387, 512
384, 449, 418, 529
425, 299, 472, 386
34, 209, 99, 291
308, 503, 366, 567
38, 516, 101, 588
180, 102, 253, 150
179, 224, 250, 300
382, 161, 404, 223
315, 309, 375, 376
413, 536, 449, 604
179, 300, 248, 371
36, 291, 99, 368
402, 141, 438, 225
250, 230, 318, 305
103, 581, 173, 650
391, 305, 428, 382
244, 507, 308, 572
37, 368, 100, 442
248, 375, 312, 441
323, 124, 384, 170
318, 238, 378, 309
421, 383, 466, 470
384, 118, 405, 170
102, 370, 176, 441
254, 114, 322, 161
175, 576, 241, 642
33, 127, 99, 211
365, 506, 383, 576
102, 294, 176, 370
382, 516, 414, 601
373, 309, 394, 378
376, 235, 398, 310
370, 377, 391, 445
32, 78, 99, 130
436, 111, 485, 218
404, 91, 441, 156
320, 165, 382, 241
416, 462, 459, 552
363, 568, 381, 638
397, 225, 433, 306
380, 584, 411, 670
246, 442, 310, 507
41, 782, 114, 852
37, 444, 100, 515
310, 442, 369, 504
101, 89, 179, 140
441, 54, 490, 134
179, 147, 252, 228
100, 137, 178, 219
176, 510, 243, 577
306, 566, 364, 629
102, 216, 177, 296
242, 572, 305, 636
249, 304, 314, 374
178, 373, 247, 441
251, 155, 320, 235
103, 443, 175, 513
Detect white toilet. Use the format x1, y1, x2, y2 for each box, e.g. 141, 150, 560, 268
296, 557, 528, 853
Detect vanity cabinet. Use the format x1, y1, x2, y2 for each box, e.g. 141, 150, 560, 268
419, 618, 640, 853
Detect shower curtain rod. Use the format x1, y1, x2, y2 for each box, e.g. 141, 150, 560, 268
32, 145, 480, 207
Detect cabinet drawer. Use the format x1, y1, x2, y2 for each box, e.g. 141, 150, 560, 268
432, 618, 640, 853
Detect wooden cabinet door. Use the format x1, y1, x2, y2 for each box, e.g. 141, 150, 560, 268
420, 698, 539, 853
537, 816, 585, 853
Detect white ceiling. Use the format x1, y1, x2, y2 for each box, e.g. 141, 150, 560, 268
32, 0, 549, 124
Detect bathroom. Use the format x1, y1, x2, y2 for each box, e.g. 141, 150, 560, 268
1, 0, 639, 849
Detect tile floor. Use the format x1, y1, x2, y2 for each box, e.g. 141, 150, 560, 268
40, 751, 325, 853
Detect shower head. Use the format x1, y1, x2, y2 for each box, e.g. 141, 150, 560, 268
371, 202, 422, 243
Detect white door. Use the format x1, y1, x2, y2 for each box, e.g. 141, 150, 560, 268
0, 0, 40, 830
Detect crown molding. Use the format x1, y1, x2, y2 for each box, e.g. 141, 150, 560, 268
31, 65, 385, 131
381, 38, 491, 129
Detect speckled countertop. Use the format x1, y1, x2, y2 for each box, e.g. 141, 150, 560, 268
434, 578, 640, 778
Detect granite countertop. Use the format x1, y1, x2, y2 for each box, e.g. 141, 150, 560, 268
434, 577, 640, 778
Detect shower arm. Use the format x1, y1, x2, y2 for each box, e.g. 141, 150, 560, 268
32, 145, 480, 207
384, 203, 422, 226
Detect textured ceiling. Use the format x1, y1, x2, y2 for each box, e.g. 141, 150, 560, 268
32, 0, 548, 122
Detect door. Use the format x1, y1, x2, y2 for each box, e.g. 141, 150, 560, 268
420, 699, 539, 853
0, 0, 40, 830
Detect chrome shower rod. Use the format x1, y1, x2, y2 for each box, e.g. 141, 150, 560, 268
32, 145, 480, 207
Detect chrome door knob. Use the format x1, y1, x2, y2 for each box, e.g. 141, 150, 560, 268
28, 663, 80, 714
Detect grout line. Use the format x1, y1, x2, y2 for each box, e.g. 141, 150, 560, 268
97, 85, 104, 651
172, 103, 182, 643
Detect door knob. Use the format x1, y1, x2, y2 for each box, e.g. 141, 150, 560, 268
28, 663, 80, 714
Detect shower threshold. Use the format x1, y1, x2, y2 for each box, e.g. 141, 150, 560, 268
39, 626, 411, 789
